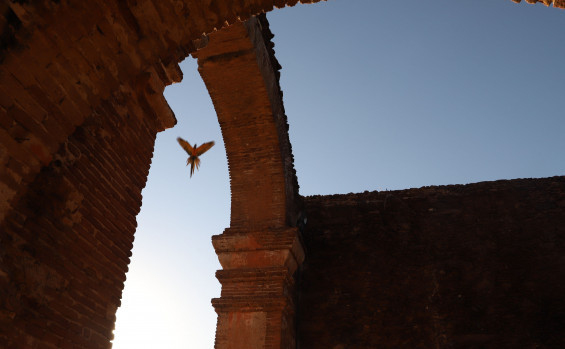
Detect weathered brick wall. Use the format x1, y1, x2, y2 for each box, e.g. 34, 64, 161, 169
1, 1, 563, 348
0, 1, 317, 347
193, 14, 300, 231
513, 0, 565, 7
0, 87, 161, 347
299, 177, 565, 348
0, 0, 327, 226
195, 16, 304, 349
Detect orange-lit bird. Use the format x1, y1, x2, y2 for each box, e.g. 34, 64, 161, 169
177, 137, 215, 177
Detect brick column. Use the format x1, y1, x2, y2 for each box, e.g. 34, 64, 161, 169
212, 228, 304, 348
193, 15, 304, 348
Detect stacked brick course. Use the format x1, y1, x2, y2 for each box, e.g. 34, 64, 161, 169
193, 17, 304, 348
1, 87, 161, 347
299, 177, 565, 348
193, 15, 301, 231
512, 0, 565, 7
0, 1, 563, 348
1, 1, 316, 347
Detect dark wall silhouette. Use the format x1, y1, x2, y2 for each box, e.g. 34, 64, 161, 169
299, 177, 565, 348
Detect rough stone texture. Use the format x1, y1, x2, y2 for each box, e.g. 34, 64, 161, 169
211, 227, 305, 349
0, 0, 562, 348
0, 0, 321, 228
512, 0, 565, 8
1, 1, 317, 348
194, 17, 304, 349
193, 15, 300, 231
0, 88, 159, 347
299, 176, 565, 348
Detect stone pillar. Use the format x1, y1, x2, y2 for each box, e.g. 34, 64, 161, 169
212, 228, 304, 349
192, 15, 304, 348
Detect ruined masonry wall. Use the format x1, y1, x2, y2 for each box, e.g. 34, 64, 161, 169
1, 89, 159, 347
1, 1, 321, 347
0, 0, 563, 348
299, 176, 565, 348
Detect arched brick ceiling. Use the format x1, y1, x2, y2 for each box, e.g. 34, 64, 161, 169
0, 0, 562, 347
0, 0, 321, 225
0, 0, 561, 225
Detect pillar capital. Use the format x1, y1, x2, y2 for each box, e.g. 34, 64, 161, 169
211, 227, 305, 349
212, 228, 305, 273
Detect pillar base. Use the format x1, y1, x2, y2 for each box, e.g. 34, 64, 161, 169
212, 228, 304, 349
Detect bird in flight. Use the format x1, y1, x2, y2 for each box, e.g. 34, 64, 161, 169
177, 137, 215, 177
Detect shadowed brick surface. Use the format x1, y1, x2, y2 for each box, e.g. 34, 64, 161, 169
0, 1, 563, 348
1, 1, 316, 347
195, 17, 304, 348
299, 177, 565, 348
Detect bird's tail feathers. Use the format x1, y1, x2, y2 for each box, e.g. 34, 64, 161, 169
189, 156, 201, 178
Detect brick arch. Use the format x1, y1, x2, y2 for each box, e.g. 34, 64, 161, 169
0, 1, 314, 347
192, 15, 300, 231
0, 0, 320, 226
0, 0, 561, 348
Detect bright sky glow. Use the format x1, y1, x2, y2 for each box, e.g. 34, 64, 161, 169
113, 1, 564, 348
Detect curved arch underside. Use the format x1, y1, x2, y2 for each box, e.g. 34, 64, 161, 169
193, 16, 300, 231
0, 0, 561, 230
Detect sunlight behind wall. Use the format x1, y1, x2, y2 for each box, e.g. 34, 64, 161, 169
112, 0, 564, 347
112, 58, 229, 349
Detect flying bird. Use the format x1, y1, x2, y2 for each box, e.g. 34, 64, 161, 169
177, 137, 215, 177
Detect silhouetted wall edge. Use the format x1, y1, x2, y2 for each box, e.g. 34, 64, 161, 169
299, 176, 565, 348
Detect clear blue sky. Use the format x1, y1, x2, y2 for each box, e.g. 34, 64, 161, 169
113, 1, 564, 347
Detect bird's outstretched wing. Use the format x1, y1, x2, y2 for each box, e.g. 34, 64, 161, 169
195, 141, 215, 156
177, 137, 194, 155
